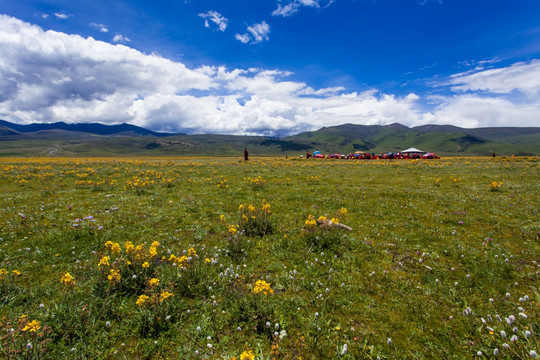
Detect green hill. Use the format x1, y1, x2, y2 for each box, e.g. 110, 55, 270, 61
286, 123, 540, 156
0, 120, 538, 157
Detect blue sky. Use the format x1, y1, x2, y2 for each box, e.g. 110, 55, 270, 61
1, 0, 539, 135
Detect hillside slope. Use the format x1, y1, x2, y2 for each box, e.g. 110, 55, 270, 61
0, 120, 538, 157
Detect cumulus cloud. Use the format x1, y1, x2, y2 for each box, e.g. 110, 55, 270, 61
298, 0, 320, 6
428, 95, 540, 128
405, 93, 420, 103
198, 10, 228, 32
112, 33, 130, 42
90, 23, 109, 33
234, 33, 250, 44
236, 21, 270, 44
248, 21, 270, 43
0, 15, 539, 136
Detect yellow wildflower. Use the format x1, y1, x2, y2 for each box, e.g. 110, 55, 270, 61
149, 278, 160, 287
318, 216, 327, 223
108, 269, 121, 283
61, 272, 75, 286
240, 349, 255, 360
305, 215, 317, 228
331, 217, 339, 224
105, 241, 121, 254
253, 280, 274, 295
22, 320, 41, 332
262, 200, 271, 214
98, 256, 110, 268
205, 258, 211, 264
248, 204, 256, 213
12, 270, 21, 276
187, 247, 196, 257
124, 241, 135, 253
238, 204, 244, 211
339, 207, 347, 215
177, 255, 188, 266
219, 214, 226, 222
159, 291, 174, 302
0, 268, 8, 279
229, 225, 238, 235
142, 261, 150, 268
136, 294, 149, 306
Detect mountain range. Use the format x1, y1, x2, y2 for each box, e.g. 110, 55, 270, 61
0, 120, 538, 157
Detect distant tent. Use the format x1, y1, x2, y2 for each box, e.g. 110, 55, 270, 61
401, 148, 427, 155
313, 151, 321, 155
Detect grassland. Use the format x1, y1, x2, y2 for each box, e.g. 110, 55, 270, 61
0, 156, 538, 359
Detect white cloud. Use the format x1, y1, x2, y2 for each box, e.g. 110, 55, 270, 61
198, 10, 228, 32
112, 33, 130, 42
90, 23, 109, 33
272, 0, 335, 17
449, 59, 540, 97
236, 21, 270, 44
235, 33, 250, 44
247, 21, 270, 43
0, 15, 539, 137
428, 95, 540, 128
54, 13, 70, 19
405, 93, 420, 103
298, 0, 319, 6
272, 3, 300, 17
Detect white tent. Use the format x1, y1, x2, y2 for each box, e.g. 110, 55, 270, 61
401, 148, 427, 155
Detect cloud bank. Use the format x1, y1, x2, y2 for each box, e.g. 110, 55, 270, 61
0, 15, 538, 136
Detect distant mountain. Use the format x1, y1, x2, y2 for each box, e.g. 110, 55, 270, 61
0, 120, 174, 137
0, 120, 538, 157
0, 123, 20, 136
412, 124, 540, 138
285, 123, 540, 156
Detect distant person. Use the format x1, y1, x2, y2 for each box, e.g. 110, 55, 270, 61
492, 152, 496, 158
244, 148, 249, 161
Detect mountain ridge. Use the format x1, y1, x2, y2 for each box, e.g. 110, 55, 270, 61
0, 120, 538, 157
0, 120, 175, 137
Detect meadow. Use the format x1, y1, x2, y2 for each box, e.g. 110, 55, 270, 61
0, 156, 538, 359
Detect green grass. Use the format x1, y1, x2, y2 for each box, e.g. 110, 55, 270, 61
0, 156, 538, 359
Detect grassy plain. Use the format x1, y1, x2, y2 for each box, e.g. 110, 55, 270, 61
0, 156, 538, 359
